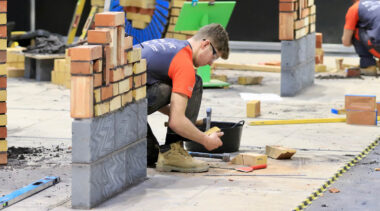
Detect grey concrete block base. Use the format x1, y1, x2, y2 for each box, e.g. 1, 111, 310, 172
72, 139, 147, 209
36, 59, 54, 81
24, 57, 36, 79
281, 33, 316, 97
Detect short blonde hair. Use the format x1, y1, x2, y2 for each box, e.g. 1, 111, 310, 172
193, 23, 230, 59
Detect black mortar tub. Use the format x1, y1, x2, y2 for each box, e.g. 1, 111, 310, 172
185, 120, 245, 153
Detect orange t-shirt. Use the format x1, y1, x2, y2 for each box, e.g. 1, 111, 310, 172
344, 2, 360, 30
168, 46, 195, 98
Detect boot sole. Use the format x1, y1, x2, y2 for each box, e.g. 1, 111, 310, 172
156, 164, 209, 173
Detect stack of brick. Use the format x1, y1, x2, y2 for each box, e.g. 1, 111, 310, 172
6, 48, 25, 77
279, 0, 316, 41
51, 52, 71, 89
314, 32, 326, 72
345, 95, 378, 125
0, 0, 7, 165
70, 11, 147, 209
165, 0, 208, 40
120, 0, 155, 29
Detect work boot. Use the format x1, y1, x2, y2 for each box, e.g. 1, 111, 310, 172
361, 65, 377, 76
156, 142, 209, 173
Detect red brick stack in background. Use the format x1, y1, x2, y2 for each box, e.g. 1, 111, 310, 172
315, 32, 327, 72
345, 95, 378, 125
279, 0, 316, 41
0, 0, 7, 165
120, 0, 155, 29
69, 11, 146, 119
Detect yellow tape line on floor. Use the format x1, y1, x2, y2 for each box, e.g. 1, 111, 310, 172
249, 117, 380, 126
293, 137, 380, 211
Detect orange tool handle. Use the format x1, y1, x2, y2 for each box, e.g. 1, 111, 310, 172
251, 164, 267, 170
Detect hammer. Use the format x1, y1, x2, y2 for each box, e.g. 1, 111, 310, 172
188, 151, 230, 162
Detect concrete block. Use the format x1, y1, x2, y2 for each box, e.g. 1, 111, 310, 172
137, 99, 147, 140
36, 59, 54, 81
115, 103, 138, 149
72, 113, 115, 163
281, 33, 315, 96
72, 139, 146, 209
24, 57, 36, 79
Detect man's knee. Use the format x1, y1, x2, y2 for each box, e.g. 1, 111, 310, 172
147, 83, 172, 114
194, 75, 203, 93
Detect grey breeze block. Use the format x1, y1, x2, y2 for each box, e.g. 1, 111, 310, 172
281, 32, 316, 97
72, 138, 147, 209
72, 99, 147, 163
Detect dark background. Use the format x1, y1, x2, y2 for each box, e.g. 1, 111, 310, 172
7, 0, 352, 43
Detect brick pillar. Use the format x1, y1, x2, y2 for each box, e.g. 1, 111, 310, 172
0, 0, 7, 165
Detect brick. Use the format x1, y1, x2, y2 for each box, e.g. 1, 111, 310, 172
133, 59, 146, 74
112, 82, 119, 96
71, 61, 93, 75
310, 5, 316, 14
119, 78, 131, 93
231, 153, 267, 166
94, 12, 125, 27
124, 64, 133, 77
266, 145, 296, 159
345, 67, 361, 78
316, 33, 323, 48
345, 95, 376, 111
94, 101, 110, 116
346, 110, 377, 125
94, 73, 102, 87
0, 102, 5, 114
0, 152, 7, 164
101, 84, 113, 101
69, 45, 102, 61
110, 67, 124, 82
378, 103, 380, 116
71, 76, 94, 118
0, 140, 6, 151
295, 26, 308, 39
124, 36, 133, 50
110, 95, 121, 111
96, 27, 118, 68
0, 13, 6, 25
94, 88, 101, 103
0, 63, 5, 75
279, 12, 294, 40
0, 76, 6, 88
133, 86, 146, 101
87, 29, 112, 44
93, 59, 102, 73
301, 8, 310, 18
133, 74, 142, 88
117, 26, 125, 66
0, 1, 7, 13
0, 25, 6, 38
103, 45, 111, 85
247, 100, 260, 118
0, 115, 6, 126
0, 89, 6, 101
315, 64, 327, 72
238, 76, 263, 85
121, 91, 133, 106
294, 19, 305, 30
141, 72, 146, 85
279, 2, 295, 12
126, 48, 141, 63
71, 139, 146, 209
309, 23, 316, 33
0, 50, 6, 63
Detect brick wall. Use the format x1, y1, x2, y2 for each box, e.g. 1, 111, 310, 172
0, 0, 7, 165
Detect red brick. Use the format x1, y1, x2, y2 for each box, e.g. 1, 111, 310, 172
124, 36, 133, 50
93, 59, 102, 73
316, 33, 323, 48
71, 61, 93, 75
133, 74, 142, 88
70, 76, 94, 118
0, 102, 6, 114
87, 29, 112, 44
141, 72, 146, 85
94, 73, 102, 87
101, 85, 113, 101
0, 76, 6, 88
103, 45, 111, 85
377, 103, 380, 116
301, 8, 310, 18
0, 25, 6, 38
69, 45, 102, 61
110, 67, 124, 82
279, 2, 295, 12
279, 12, 295, 40
294, 19, 305, 30
94, 12, 125, 27
0, 152, 7, 165
346, 110, 377, 125
345, 95, 376, 111
0, 126, 6, 138
345, 68, 361, 78
117, 26, 125, 65
0, 50, 6, 63
0, 1, 7, 13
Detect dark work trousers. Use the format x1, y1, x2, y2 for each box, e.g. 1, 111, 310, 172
352, 38, 377, 68
146, 75, 203, 166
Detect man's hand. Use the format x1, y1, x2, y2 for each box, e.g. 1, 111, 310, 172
203, 131, 224, 151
